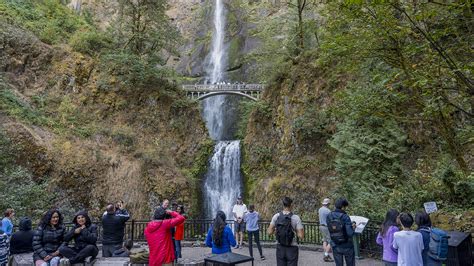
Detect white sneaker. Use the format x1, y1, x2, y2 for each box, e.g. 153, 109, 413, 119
59, 258, 71, 266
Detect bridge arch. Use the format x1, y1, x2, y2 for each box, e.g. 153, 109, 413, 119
196, 91, 259, 101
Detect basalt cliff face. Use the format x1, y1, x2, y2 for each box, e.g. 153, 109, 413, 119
0, 21, 212, 220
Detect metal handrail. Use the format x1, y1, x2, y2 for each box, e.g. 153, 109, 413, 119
16, 219, 381, 255
13, 218, 474, 264
181, 84, 265, 91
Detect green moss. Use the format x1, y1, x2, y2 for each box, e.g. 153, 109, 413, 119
182, 138, 214, 218
0, 79, 50, 126
227, 36, 244, 69
0, 0, 90, 45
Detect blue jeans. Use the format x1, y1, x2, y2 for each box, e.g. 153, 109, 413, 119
38, 256, 60, 266
334, 246, 355, 266
174, 240, 182, 259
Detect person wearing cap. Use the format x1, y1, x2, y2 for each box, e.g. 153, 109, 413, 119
232, 196, 248, 249
319, 198, 334, 262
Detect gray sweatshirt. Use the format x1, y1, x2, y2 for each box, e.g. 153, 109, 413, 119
244, 211, 259, 231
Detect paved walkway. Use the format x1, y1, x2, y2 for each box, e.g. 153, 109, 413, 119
181, 246, 384, 266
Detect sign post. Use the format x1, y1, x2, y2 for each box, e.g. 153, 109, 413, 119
423, 202, 438, 214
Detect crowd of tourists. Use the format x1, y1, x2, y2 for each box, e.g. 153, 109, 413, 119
205, 196, 448, 266
318, 198, 448, 266
0, 200, 188, 266
0, 196, 450, 266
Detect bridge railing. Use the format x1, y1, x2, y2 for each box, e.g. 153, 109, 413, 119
17, 219, 381, 255
181, 84, 264, 91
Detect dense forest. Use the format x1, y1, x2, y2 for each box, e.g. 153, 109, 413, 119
0, 0, 472, 231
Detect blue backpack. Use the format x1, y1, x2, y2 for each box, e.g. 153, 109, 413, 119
428, 228, 449, 261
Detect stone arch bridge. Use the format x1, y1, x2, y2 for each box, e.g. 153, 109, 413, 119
181, 84, 264, 101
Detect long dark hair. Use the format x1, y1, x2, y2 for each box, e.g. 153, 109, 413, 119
39, 209, 63, 229
380, 209, 399, 237
177, 205, 185, 215
212, 211, 226, 247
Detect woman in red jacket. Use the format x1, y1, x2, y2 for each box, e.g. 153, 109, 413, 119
145, 207, 185, 266
174, 205, 186, 261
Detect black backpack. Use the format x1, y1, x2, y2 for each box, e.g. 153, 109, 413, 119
275, 212, 295, 246
327, 212, 348, 244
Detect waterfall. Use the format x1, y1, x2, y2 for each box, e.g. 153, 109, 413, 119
68, 0, 82, 13
203, 141, 242, 219
208, 0, 226, 84
202, 0, 243, 220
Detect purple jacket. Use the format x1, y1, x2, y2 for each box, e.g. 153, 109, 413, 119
376, 225, 399, 263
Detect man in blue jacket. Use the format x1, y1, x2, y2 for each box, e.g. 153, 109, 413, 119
326, 198, 355, 266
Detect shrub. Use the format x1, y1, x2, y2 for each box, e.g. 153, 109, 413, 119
70, 28, 112, 55
98, 52, 172, 91
0, 131, 54, 220
1, 0, 90, 44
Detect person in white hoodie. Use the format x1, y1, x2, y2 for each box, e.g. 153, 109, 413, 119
244, 205, 265, 260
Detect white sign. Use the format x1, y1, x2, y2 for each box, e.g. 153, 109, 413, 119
424, 202, 438, 214
350, 216, 369, 234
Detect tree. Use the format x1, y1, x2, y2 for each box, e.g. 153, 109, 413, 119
321, 1, 472, 174
112, 0, 180, 62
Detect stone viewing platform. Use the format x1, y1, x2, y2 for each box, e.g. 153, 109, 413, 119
10, 244, 384, 266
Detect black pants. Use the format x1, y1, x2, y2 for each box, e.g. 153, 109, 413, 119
333, 246, 355, 266
247, 230, 263, 258
102, 244, 122, 257
59, 245, 98, 264
276, 244, 298, 266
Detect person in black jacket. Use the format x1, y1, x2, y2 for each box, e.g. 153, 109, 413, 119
10, 217, 34, 254
32, 209, 65, 266
326, 198, 355, 266
59, 211, 98, 264
101, 203, 130, 257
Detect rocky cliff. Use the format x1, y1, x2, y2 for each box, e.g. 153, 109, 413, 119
0, 20, 212, 219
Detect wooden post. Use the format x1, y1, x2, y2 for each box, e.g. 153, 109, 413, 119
131, 219, 135, 243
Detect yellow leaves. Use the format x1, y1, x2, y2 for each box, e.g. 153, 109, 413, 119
62, 140, 72, 151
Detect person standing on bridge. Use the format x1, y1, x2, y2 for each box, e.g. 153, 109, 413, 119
268, 197, 304, 266
232, 196, 247, 249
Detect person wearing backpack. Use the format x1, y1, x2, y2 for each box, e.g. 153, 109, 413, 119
392, 212, 424, 266
326, 198, 355, 266
267, 197, 304, 266
415, 211, 445, 266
